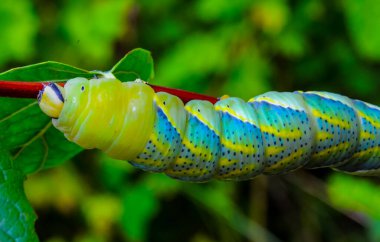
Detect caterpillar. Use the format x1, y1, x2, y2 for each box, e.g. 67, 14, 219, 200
37, 77, 380, 181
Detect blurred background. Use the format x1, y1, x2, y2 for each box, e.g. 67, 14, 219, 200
1, 0, 380, 241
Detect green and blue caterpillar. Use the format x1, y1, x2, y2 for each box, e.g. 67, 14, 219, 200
38, 77, 380, 181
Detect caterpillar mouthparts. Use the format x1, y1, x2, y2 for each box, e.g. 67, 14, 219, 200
38, 82, 65, 118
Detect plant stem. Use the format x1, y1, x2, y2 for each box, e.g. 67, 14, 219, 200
149, 84, 217, 104
0, 81, 46, 99
0, 81, 218, 104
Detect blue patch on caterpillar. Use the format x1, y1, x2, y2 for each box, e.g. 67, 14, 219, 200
217, 111, 265, 180
301, 93, 358, 168
130, 106, 182, 172
250, 100, 313, 174
166, 113, 220, 182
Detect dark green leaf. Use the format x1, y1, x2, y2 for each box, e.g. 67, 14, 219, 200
0, 99, 49, 151
0, 151, 38, 241
12, 125, 82, 174
0, 61, 91, 174
111, 48, 154, 82
0, 97, 82, 174
0, 61, 93, 81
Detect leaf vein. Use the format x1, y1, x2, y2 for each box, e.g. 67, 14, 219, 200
0, 101, 38, 123
12, 122, 52, 164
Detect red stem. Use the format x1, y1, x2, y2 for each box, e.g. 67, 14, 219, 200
149, 84, 217, 104
0, 81, 218, 104
0, 81, 46, 99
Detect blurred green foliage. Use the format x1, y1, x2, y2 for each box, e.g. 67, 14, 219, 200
0, 0, 38, 66
1, 0, 380, 241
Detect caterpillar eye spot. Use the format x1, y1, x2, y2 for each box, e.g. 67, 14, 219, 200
197, 109, 200, 112
81, 86, 85, 92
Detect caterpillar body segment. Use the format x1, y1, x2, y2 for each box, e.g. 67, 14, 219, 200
215, 98, 265, 180
51, 78, 156, 160
249, 92, 315, 175
335, 100, 380, 175
301, 92, 359, 168
165, 101, 221, 181
129, 92, 187, 173
38, 78, 380, 181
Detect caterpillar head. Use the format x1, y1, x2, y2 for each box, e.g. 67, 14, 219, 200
38, 77, 90, 120
37, 77, 156, 160
38, 82, 65, 118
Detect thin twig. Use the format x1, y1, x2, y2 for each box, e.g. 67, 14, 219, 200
0, 80, 218, 104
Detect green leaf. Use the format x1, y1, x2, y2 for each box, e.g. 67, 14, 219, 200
0, 97, 82, 174
0, 49, 155, 174
0, 151, 38, 241
111, 48, 154, 82
0, 61, 90, 174
120, 185, 159, 241
13, 124, 82, 174
0, 61, 93, 81
0, 99, 47, 151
